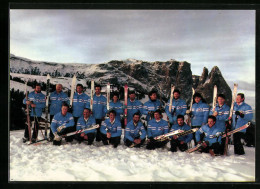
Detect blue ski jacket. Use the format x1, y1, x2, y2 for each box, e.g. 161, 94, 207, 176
100, 118, 122, 138
143, 99, 162, 121
109, 101, 124, 120
209, 103, 230, 132
195, 123, 223, 146
127, 99, 143, 123
23, 91, 46, 117
71, 92, 90, 118
49, 91, 69, 115
232, 102, 253, 133
76, 115, 97, 134
170, 123, 193, 143
124, 120, 146, 142
191, 101, 209, 127
50, 112, 74, 133
165, 98, 187, 125
89, 94, 107, 119
147, 119, 169, 138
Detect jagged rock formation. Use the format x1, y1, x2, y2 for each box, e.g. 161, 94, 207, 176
9, 54, 231, 107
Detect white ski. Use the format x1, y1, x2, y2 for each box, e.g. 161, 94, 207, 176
107, 83, 110, 111
169, 85, 175, 112
212, 85, 217, 112
69, 75, 77, 107
90, 80, 94, 111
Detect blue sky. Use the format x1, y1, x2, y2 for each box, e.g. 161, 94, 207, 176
10, 10, 255, 92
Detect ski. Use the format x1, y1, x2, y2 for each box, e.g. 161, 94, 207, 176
185, 88, 195, 126
69, 75, 77, 107
90, 80, 94, 111
224, 83, 238, 155
61, 124, 100, 137
44, 74, 51, 139
169, 84, 175, 112
154, 128, 199, 141
186, 143, 202, 153
212, 85, 217, 112
25, 81, 32, 143
222, 122, 250, 138
107, 83, 110, 111
124, 84, 128, 127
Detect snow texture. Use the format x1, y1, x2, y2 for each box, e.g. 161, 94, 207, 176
9, 130, 255, 182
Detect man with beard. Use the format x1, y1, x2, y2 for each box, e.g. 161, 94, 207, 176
124, 112, 146, 148
143, 90, 162, 122
23, 84, 46, 143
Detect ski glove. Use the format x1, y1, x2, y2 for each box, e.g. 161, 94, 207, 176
57, 125, 66, 134
235, 111, 244, 118
54, 132, 61, 141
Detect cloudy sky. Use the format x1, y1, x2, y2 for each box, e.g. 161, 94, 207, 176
10, 10, 255, 91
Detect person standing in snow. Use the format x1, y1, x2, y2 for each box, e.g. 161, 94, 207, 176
169, 115, 193, 152
195, 115, 223, 155
100, 110, 122, 148
109, 92, 123, 122
165, 89, 187, 127
48, 84, 69, 141
124, 112, 146, 148
75, 108, 97, 145
231, 93, 253, 155
146, 109, 169, 150
23, 83, 46, 143
126, 90, 143, 124
188, 93, 209, 144
209, 94, 230, 154
90, 84, 107, 141
143, 90, 162, 122
50, 103, 75, 145
71, 84, 90, 128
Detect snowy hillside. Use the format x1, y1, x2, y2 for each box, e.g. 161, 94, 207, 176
9, 130, 255, 182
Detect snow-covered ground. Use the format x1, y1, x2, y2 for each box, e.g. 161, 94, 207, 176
9, 130, 255, 182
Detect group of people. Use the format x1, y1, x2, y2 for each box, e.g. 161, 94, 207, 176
23, 82, 253, 156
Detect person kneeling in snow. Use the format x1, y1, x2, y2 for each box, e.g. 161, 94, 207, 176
50, 103, 75, 145
146, 109, 169, 150
170, 115, 193, 152
100, 110, 122, 148
75, 108, 97, 145
195, 115, 222, 155
124, 112, 146, 148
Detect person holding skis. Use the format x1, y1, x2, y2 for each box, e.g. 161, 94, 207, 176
90, 84, 107, 141
50, 103, 75, 145
75, 108, 97, 145
209, 94, 230, 154
146, 109, 169, 150
232, 93, 253, 155
165, 89, 187, 126
23, 83, 46, 143
195, 115, 223, 155
71, 84, 90, 128
169, 115, 193, 153
100, 110, 122, 148
109, 92, 123, 122
48, 84, 69, 141
126, 90, 143, 124
189, 92, 209, 144
143, 90, 162, 122
124, 112, 146, 148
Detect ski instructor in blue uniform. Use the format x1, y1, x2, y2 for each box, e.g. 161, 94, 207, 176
126, 90, 143, 124
165, 89, 187, 126
232, 93, 253, 155
23, 83, 46, 143
49, 84, 69, 141
143, 90, 161, 122
50, 103, 75, 145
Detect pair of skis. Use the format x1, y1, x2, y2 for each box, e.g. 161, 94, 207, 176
154, 128, 199, 141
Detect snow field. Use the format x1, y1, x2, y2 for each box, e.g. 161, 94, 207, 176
9, 130, 255, 182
